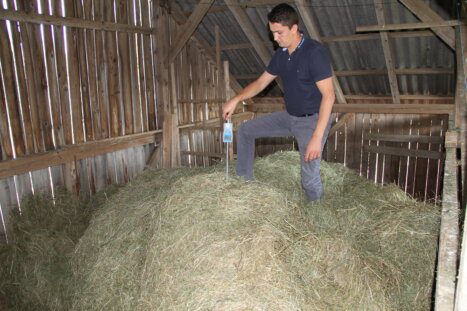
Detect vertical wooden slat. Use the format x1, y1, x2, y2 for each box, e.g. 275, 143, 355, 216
0, 19, 24, 157
104, 0, 120, 137
52, 0, 73, 145
95, 0, 110, 139
9, 0, 43, 154
21, 0, 53, 151
75, 0, 94, 141
63, 0, 84, 143
136, 0, 149, 132
128, 0, 142, 133
0, 69, 13, 159
85, 0, 101, 140
6, 0, 34, 155
117, 0, 134, 135
155, 2, 171, 168
40, 0, 63, 147
170, 63, 180, 167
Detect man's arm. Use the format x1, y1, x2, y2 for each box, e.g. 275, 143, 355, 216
222, 71, 276, 120
304, 77, 335, 162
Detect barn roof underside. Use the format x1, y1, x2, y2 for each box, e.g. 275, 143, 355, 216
173, 0, 456, 99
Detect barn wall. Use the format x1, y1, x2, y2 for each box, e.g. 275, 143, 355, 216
0, 0, 161, 243
324, 111, 448, 203
238, 97, 451, 203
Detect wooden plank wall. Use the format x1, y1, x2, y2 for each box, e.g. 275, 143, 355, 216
324, 98, 450, 203
0, 0, 160, 243
238, 98, 450, 203
173, 20, 250, 167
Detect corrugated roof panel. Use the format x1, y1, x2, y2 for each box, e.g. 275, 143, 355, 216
174, 0, 456, 98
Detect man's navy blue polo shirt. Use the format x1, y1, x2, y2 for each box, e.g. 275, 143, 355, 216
266, 36, 332, 117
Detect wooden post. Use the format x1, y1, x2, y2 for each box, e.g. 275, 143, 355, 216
155, 2, 171, 168
454, 24, 467, 311
435, 131, 460, 311
170, 63, 181, 167
373, 0, 400, 105
215, 25, 224, 132
224, 61, 234, 160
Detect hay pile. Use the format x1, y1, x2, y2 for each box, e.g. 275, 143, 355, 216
1, 151, 440, 310
72, 151, 438, 310
0, 188, 114, 310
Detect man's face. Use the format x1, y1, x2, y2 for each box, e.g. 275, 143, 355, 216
269, 22, 298, 48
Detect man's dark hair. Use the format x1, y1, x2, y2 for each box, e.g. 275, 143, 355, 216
267, 3, 299, 28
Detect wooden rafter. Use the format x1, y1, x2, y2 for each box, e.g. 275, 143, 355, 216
169, 2, 250, 103
294, 0, 347, 105
357, 20, 460, 36
224, 0, 284, 92
398, 0, 455, 50
220, 30, 436, 50
234, 68, 453, 79
374, 0, 400, 104
167, 0, 214, 64
224, 0, 272, 68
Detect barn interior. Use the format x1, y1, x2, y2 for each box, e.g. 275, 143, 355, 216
0, 0, 466, 309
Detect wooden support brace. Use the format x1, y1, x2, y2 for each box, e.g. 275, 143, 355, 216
329, 113, 354, 137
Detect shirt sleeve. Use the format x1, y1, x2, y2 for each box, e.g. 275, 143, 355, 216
308, 46, 333, 82
266, 50, 281, 76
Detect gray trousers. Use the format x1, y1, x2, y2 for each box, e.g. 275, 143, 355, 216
236, 111, 331, 201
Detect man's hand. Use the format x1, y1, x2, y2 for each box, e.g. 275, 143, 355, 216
304, 135, 322, 162
222, 98, 238, 120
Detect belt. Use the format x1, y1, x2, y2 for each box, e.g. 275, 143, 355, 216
297, 113, 315, 117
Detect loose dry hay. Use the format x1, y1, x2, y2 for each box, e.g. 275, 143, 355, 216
72, 152, 438, 311
1, 151, 439, 311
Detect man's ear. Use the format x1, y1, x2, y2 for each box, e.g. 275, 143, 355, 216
291, 24, 298, 33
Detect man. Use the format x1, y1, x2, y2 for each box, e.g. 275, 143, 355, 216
222, 3, 335, 201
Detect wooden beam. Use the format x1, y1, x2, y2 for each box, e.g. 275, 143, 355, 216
0, 131, 162, 180
363, 145, 444, 159
237, 68, 454, 79
0, 9, 153, 34
221, 31, 435, 50
170, 2, 251, 103
170, 63, 181, 167
224, 0, 272, 67
356, 20, 461, 33
328, 113, 354, 137
168, 0, 214, 64
181, 151, 224, 158
333, 103, 453, 114
454, 27, 465, 129
365, 133, 444, 144
435, 132, 460, 310
253, 95, 453, 104
178, 111, 254, 129
454, 25, 467, 310
344, 94, 454, 101
155, 3, 172, 169
398, 0, 455, 50
294, 0, 347, 104
146, 144, 161, 169
374, 0, 400, 104
238, 0, 294, 7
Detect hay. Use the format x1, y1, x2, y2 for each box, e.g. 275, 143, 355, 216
70, 167, 207, 310
1, 151, 440, 310
71, 151, 438, 310
0, 188, 115, 311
